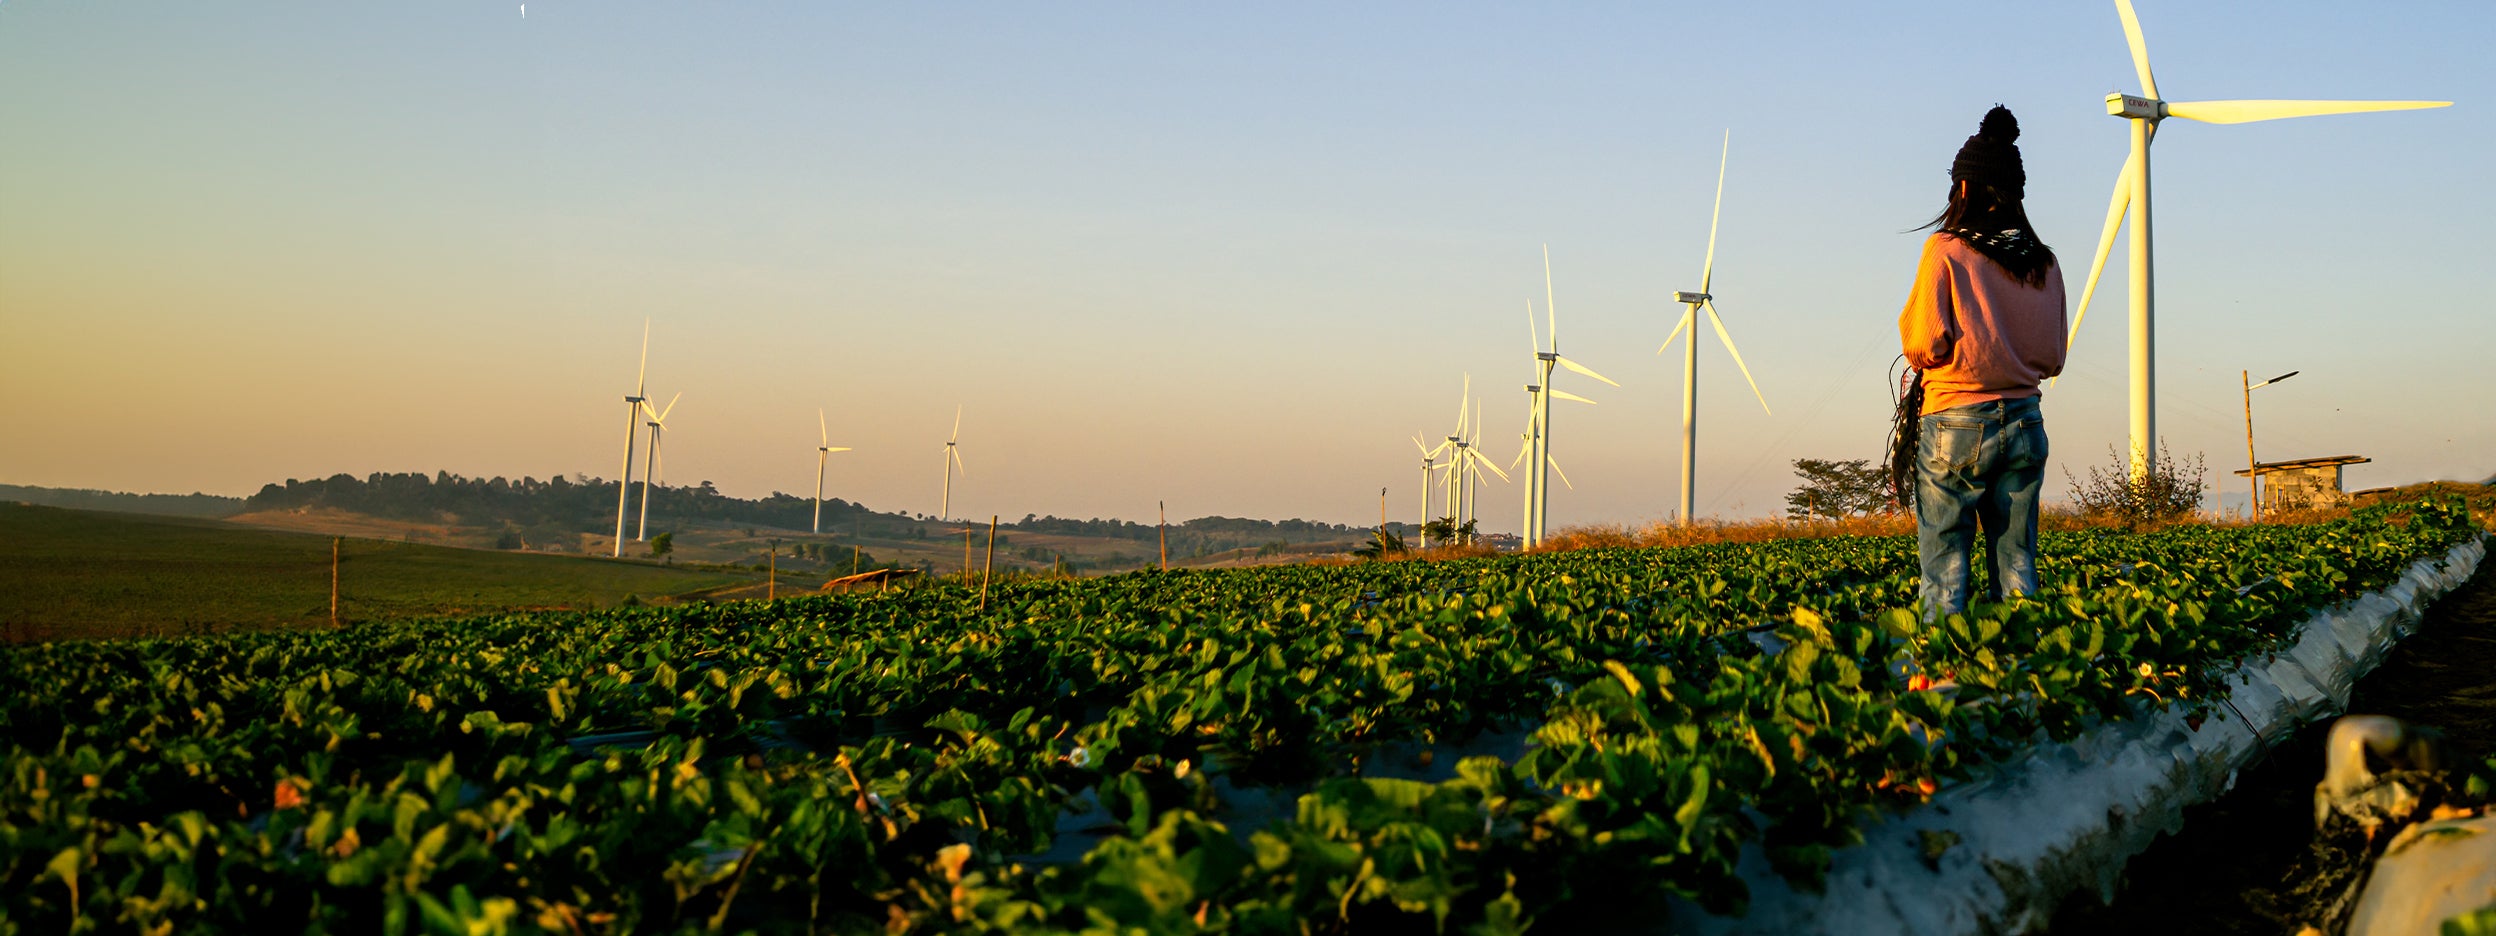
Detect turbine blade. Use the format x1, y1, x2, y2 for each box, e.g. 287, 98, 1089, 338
636, 318, 650, 396
951, 447, 966, 476
819, 408, 829, 447
1541, 244, 1558, 352
824, 447, 852, 453
1474, 454, 1510, 483
2164, 98, 2452, 125
1704, 301, 1772, 415
1554, 355, 1620, 388
2115, 0, 2159, 100
1549, 388, 1598, 405
1657, 306, 1695, 355
1508, 438, 1531, 472
2056, 154, 2136, 387
1547, 456, 1576, 491
655, 391, 681, 423
1700, 129, 1728, 296
950, 404, 962, 443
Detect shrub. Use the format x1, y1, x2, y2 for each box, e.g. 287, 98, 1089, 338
2065, 442, 2207, 529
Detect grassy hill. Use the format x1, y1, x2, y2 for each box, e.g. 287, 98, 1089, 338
0, 503, 772, 642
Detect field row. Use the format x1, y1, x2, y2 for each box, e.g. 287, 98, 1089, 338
0, 497, 2476, 933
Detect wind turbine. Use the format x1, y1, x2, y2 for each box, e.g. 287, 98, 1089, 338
1522, 250, 1618, 546
635, 392, 680, 542
938, 405, 966, 521
1427, 380, 1470, 536
1410, 433, 1437, 547
814, 409, 852, 534
1510, 377, 1582, 547
611, 320, 649, 558
1659, 131, 1772, 525
1460, 394, 1509, 541
2070, 0, 2448, 479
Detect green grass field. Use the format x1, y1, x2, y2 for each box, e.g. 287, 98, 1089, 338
0, 503, 768, 642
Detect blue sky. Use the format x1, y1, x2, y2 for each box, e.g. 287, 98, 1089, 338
3, 2, 2488, 529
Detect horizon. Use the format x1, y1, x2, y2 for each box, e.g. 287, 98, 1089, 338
5, 2, 2489, 531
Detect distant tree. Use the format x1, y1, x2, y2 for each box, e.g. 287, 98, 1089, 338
1422, 517, 1459, 545
1785, 458, 1891, 519
494, 529, 524, 550
650, 531, 674, 560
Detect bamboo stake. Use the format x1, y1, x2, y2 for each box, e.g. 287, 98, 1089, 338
767, 543, 777, 602
980, 515, 998, 610
1158, 501, 1168, 571
330, 537, 340, 627
852, 544, 860, 575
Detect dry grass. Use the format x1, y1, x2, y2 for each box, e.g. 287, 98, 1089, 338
1296, 483, 2484, 569
1531, 514, 1915, 553
1505, 481, 2492, 559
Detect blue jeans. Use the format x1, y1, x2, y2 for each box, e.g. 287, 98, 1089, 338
1916, 396, 2048, 617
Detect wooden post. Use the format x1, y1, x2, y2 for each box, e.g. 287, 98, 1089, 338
963, 525, 973, 585
330, 537, 341, 627
767, 543, 777, 602
1158, 501, 1168, 571
2243, 370, 2261, 522
980, 515, 998, 609
852, 545, 860, 575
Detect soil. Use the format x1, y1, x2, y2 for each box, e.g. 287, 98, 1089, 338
2049, 555, 2496, 934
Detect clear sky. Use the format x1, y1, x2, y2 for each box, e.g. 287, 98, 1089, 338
4, 2, 2488, 531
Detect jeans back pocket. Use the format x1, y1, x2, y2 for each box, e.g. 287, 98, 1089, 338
1924, 418, 1983, 474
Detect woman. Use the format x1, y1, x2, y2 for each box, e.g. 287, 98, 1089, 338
1898, 105, 2068, 618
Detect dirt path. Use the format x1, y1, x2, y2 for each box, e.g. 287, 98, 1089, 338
2049, 555, 2496, 933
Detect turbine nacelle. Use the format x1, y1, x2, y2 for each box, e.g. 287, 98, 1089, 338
2107, 93, 2162, 120
1673, 291, 1710, 305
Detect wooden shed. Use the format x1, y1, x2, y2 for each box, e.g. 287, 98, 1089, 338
2233, 455, 2370, 512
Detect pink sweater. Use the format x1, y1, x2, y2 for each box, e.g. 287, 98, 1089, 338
1898, 233, 2068, 414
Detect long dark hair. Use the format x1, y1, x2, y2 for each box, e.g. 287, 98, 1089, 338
1921, 180, 2055, 287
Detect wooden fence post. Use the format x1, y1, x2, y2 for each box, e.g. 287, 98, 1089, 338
980, 516, 999, 610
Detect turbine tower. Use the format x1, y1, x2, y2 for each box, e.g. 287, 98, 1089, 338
814, 409, 853, 534
938, 405, 966, 521
1522, 250, 1617, 546
611, 320, 649, 558
2072, 0, 2448, 478
1410, 434, 1437, 547
634, 391, 680, 542
1659, 131, 1772, 525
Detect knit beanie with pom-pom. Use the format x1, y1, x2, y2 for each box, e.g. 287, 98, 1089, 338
1950, 105, 2025, 197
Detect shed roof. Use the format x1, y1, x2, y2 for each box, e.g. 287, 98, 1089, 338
2231, 455, 2370, 478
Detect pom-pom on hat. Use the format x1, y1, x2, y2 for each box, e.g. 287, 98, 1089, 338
1950, 105, 2026, 197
